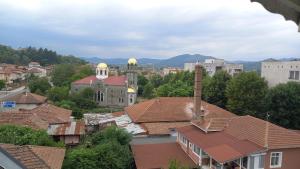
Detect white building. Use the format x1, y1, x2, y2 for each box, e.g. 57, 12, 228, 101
261, 60, 300, 87
184, 59, 243, 76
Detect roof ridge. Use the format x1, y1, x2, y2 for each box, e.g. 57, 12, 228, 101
139, 99, 157, 120
26, 145, 51, 169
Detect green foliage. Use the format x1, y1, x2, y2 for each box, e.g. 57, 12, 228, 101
91, 126, 132, 146
51, 64, 76, 87
202, 71, 231, 108
167, 159, 189, 169
142, 82, 155, 99
137, 75, 149, 95
0, 125, 63, 147
28, 77, 51, 95
51, 64, 94, 87
150, 74, 163, 88
226, 72, 268, 116
47, 86, 69, 102
63, 126, 133, 169
0, 80, 5, 90
264, 82, 300, 129
0, 45, 85, 65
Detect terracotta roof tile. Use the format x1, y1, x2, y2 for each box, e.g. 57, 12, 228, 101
1, 92, 47, 104
125, 97, 236, 123
30, 103, 72, 124
72, 75, 127, 86
177, 125, 264, 163
142, 122, 191, 135
0, 111, 49, 130
224, 115, 300, 149
131, 143, 196, 169
0, 144, 65, 169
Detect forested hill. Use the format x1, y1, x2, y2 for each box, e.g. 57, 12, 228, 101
0, 44, 86, 65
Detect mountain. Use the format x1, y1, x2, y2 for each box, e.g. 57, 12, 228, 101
82, 54, 214, 68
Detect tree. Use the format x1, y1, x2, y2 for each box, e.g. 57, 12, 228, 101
63, 126, 133, 169
202, 71, 231, 108
28, 77, 51, 95
149, 74, 163, 88
91, 126, 132, 146
264, 82, 300, 129
0, 125, 62, 147
47, 86, 69, 102
51, 64, 76, 87
0, 80, 5, 90
137, 75, 149, 96
142, 82, 155, 99
226, 72, 268, 116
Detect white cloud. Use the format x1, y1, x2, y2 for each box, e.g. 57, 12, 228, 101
0, 0, 299, 60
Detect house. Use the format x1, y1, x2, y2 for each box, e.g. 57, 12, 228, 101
71, 58, 138, 107
47, 121, 85, 145
0, 64, 27, 84
131, 64, 300, 169
28, 62, 41, 68
162, 67, 183, 76
0, 103, 72, 130
0, 144, 65, 169
261, 60, 300, 87
0, 92, 47, 112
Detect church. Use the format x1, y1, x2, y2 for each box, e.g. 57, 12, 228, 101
71, 58, 138, 107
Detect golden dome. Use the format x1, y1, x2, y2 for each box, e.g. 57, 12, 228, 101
127, 88, 135, 93
128, 58, 137, 65
97, 63, 108, 69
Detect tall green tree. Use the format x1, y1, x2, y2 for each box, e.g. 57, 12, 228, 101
264, 82, 300, 129
202, 71, 231, 108
51, 64, 76, 87
28, 77, 51, 95
137, 75, 149, 96
142, 82, 155, 99
226, 72, 268, 116
47, 86, 69, 102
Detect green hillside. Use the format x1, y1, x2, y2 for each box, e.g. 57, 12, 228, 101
0, 44, 86, 66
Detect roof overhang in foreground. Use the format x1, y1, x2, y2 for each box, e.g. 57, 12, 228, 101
251, 0, 300, 32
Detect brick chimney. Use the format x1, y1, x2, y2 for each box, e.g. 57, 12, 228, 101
193, 63, 204, 120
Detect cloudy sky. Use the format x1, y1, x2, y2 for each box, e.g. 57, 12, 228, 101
0, 0, 299, 61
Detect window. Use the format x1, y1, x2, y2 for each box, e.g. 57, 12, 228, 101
258, 155, 264, 168
100, 93, 104, 102
193, 144, 201, 156
100, 70, 103, 75
289, 71, 300, 80
270, 152, 282, 168
97, 91, 101, 101
179, 135, 187, 146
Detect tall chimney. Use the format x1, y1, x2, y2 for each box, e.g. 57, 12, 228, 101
193, 63, 203, 120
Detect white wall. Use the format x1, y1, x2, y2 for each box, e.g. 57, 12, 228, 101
261, 61, 300, 87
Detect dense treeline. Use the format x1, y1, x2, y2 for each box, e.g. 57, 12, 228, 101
139, 71, 300, 130
0, 44, 85, 65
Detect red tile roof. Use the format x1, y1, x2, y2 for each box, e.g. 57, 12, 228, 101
177, 125, 264, 163
131, 143, 196, 169
72, 75, 127, 86
1, 92, 47, 104
224, 116, 300, 149
29, 103, 72, 124
142, 122, 191, 135
125, 97, 236, 123
72, 75, 97, 85
0, 144, 65, 169
0, 111, 49, 130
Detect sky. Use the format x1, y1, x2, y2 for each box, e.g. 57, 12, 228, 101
0, 0, 299, 61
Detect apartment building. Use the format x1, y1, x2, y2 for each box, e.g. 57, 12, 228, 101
261, 60, 300, 87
